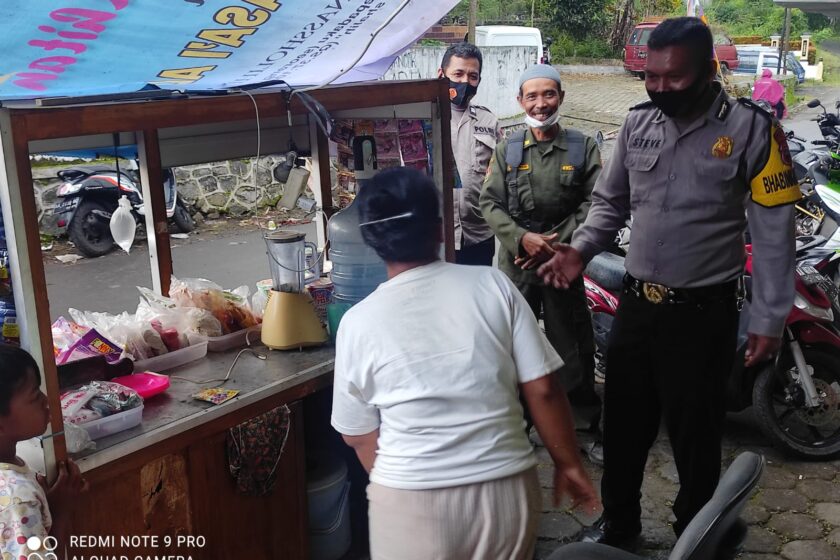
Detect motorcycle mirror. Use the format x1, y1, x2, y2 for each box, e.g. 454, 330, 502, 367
807, 99, 821, 108
272, 150, 298, 183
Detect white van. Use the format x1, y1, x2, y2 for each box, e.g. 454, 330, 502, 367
474, 26, 543, 66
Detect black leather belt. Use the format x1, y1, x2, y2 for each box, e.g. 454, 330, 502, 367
623, 273, 738, 305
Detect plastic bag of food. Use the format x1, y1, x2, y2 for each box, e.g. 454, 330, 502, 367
135, 301, 189, 352
51, 317, 87, 357
138, 287, 222, 338
170, 277, 259, 334
61, 380, 142, 423
69, 308, 153, 361
251, 289, 268, 319
56, 328, 124, 365
64, 423, 95, 454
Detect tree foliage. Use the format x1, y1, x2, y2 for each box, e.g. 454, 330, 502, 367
443, 0, 836, 62
707, 0, 812, 38
548, 0, 609, 40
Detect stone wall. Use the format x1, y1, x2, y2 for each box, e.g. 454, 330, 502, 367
34, 154, 310, 234
381, 45, 538, 121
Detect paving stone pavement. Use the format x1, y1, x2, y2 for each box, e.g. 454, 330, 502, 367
532, 408, 840, 559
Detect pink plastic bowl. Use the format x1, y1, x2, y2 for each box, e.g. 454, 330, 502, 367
111, 372, 170, 400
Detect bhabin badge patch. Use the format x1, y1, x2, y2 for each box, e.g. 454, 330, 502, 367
750, 122, 801, 207
712, 136, 733, 159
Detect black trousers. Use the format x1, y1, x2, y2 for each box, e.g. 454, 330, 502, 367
455, 236, 495, 266
601, 290, 739, 536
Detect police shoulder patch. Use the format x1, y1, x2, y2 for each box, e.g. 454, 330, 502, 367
738, 98, 773, 121
750, 121, 801, 207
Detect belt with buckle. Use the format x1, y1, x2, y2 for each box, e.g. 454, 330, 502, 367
623, 274, 738, 305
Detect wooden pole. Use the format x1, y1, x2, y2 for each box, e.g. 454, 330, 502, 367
468, 0, 477, 43
137, 130, 173, 296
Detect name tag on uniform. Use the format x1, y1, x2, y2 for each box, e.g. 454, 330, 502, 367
517, 163, 530, 171
561, 164, 575, 172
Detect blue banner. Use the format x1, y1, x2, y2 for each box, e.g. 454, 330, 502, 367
0, 0, 457, 100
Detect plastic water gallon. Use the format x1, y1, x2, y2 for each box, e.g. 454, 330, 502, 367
328, 136, 387, 305
328, 197, 387, 305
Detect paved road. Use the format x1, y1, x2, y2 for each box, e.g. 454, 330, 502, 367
45, 220, 316, 321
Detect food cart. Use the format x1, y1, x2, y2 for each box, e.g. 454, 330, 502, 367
0, 78, 454, 558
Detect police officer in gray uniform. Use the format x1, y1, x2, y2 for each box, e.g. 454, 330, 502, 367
538, 18, 797, 548
437, 42, 500, 265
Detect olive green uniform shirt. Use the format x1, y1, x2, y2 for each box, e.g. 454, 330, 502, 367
480, 127, 602, 284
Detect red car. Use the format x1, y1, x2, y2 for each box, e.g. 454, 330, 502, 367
624, 21, 740, 77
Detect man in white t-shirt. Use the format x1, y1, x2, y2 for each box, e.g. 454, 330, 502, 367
331, 167, 598, 560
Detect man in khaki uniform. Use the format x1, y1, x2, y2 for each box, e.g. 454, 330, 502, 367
437, 42, 500, 265
480, 65, 602, 438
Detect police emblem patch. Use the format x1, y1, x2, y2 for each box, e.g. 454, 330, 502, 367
712, 136, 734, 159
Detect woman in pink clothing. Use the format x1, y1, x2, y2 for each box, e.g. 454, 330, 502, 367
752, 69, 787, 119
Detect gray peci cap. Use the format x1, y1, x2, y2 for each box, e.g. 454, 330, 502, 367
518, 65, 562, 90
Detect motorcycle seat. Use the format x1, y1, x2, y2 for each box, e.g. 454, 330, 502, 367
57, 165, 117, 181
585, 252, 626, 292
547, 451, 764, 560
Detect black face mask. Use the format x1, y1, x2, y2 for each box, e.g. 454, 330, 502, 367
449, 81, 478, 108
646, 73, 710, 118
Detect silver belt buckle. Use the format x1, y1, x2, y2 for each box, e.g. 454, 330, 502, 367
642, 282, 667, 304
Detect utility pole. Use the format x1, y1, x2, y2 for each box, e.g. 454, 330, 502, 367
778, 7, 791, 75
531, 0, 535, 27
468, 0, 477, 44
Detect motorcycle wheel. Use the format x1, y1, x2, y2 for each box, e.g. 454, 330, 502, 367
173, 200, 195, 233
68, 199, 115, 257
753, 347, 840, 458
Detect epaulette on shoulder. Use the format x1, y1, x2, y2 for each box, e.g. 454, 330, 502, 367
629, 100, 656, 111
738, 97, 773, 121
470, 104, 491, 113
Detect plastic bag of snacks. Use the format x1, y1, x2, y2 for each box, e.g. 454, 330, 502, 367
56, 327, 123, 365
169, 277, 260, 334
61, 381, 142, 426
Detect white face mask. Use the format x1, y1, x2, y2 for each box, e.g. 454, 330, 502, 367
524, 109, 561, 131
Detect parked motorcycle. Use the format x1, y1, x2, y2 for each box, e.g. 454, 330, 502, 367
53, 160, 194, 257
807, 98, 840, 142
583, 250, 840, 459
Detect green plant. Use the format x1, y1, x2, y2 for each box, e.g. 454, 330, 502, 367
549, 32, 618, 62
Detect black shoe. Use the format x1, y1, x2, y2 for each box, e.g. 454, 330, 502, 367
577, 516, 642, 552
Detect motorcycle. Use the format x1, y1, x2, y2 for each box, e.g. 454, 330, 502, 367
583, 249, 840, 459
53, 159, 194, 257
807, 98, 840, 142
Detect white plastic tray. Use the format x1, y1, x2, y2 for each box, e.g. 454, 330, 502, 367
78, 405, 143, 440
205, 325, 262, 352
133, 341, 208, 373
